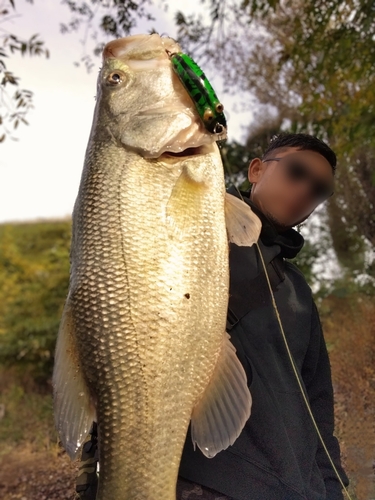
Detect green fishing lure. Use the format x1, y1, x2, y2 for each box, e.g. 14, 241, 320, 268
168, 52, 227, 135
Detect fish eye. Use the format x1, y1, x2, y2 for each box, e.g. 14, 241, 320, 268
106, 71, 125, 85
215, 103, 224, 113
203, 109, 214, 122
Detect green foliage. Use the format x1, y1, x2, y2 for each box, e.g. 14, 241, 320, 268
0, 2, 49, 142
220, 116, 282, 188
0, 221, 71, 384
220, 140, 254, 189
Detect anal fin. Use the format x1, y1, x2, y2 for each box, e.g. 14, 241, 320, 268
52, 298, 96, 460
191, 332, 252, 458
225, 192, 261, 246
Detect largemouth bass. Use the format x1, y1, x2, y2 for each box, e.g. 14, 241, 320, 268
53, 33, 261, 500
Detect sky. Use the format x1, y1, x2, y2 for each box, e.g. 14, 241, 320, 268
0, 0, 253, 223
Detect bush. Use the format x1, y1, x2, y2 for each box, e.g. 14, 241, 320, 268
0, 221, 71, 385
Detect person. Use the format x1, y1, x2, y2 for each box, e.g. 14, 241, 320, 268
177, 133, 349, 500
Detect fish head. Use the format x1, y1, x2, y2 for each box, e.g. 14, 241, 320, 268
92, 33, 226, 158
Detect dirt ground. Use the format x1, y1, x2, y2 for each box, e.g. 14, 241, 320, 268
0, 447, 77, 500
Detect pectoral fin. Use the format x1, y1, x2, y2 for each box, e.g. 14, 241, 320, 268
225, 192, 261, 246
190, 332, 252, 458
166, 161, 208, 237
52, 299, 96, 460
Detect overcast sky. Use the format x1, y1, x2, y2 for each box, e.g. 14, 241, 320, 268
0, 0, 253, 223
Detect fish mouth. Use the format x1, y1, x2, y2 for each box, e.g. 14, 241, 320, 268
160, 145, 213, 159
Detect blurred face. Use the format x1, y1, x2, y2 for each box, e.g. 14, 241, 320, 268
248, 147, 334, 229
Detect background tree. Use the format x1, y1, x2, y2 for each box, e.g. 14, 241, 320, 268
0, 0, 49, 141
172, 0, 375, 289
59, 0, 165, 71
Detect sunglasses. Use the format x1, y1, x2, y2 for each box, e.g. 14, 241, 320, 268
263, 157, 334, 201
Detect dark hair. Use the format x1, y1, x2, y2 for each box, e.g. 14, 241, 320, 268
262, 133, 337, 173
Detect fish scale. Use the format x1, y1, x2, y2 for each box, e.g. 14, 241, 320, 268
53, 33, 260, 500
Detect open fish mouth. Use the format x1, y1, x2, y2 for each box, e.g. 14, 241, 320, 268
162, 145, 212, 158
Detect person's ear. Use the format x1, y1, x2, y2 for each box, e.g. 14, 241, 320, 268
248, 158, 264, 184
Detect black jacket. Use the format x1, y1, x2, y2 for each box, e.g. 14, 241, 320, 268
178, 188, 349, 499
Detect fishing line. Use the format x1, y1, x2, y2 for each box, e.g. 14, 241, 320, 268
255, 242, 352, 500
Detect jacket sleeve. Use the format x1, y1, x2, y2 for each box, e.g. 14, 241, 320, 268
302, 301, 349, 499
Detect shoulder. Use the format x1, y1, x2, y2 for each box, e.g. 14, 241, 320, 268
284, 260, 307, 280
284, 260, 312, 291
282, 260, 316, 311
